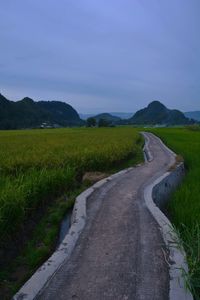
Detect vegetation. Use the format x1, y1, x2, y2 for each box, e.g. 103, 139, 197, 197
86, 114, 121, 127
129, 101, 192, 125
93, 113, 121, 126
1, 93, 195, 130
98, 118, 110, 127
0, 127, 143, 298
0, 127, 143, 245
185, 124, 200, 131
0, 189, 82, 299
0, 93, 83, 129
86, 117, 96, 127
150, 128, 200, 299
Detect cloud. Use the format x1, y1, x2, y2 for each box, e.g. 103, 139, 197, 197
0, 0, 200, 112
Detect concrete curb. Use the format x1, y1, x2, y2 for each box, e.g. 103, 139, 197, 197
13, 167, 134, 300
143, 132, 193, 300
13, 132, 193, 300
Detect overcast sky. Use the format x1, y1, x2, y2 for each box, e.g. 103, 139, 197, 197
0, 0, 199, 113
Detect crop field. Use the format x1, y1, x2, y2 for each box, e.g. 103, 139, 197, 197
0, 127, 143, 298
0, 127, 142, 247
150, 127, 200, 298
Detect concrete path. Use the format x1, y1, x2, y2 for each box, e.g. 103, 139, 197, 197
38, 133, 175, 300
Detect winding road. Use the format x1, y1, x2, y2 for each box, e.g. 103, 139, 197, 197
36, 132, 178, 300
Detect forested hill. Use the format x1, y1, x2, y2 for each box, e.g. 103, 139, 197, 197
0, 94, 83, 129
129, 101, 192, 125
93, 113, 121, 123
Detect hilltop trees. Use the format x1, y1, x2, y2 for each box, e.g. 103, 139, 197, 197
86, 117, 111, 127
86, 117, 96, 127
0, 93, 83, 129
98, 118, 110, 127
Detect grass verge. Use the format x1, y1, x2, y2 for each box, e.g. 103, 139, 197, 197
150, 128, 200, 299
0, 127, 144, 299
0, 190, 78, 299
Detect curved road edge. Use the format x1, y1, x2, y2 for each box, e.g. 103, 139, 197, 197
13, 168, 135, 300
142, 132, 193, 300
13, 132, 193, 300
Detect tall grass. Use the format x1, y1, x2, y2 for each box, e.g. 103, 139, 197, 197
151, 128, 200, 298
0, 127, 142, 246
0, 167, 76, 245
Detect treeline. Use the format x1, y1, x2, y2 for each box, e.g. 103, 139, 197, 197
86, 117, 116, 127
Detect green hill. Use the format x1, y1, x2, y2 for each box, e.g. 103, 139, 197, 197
93, 113, 121, 125
129, 101, 191, 125
0, 94, 83, 129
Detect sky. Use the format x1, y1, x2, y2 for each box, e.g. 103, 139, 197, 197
0, 0, 200, 113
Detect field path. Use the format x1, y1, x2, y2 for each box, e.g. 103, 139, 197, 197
38, 132, 175, 300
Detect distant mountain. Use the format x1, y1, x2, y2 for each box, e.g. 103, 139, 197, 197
109, 112, 134, 119
93, 113, 121, 122
79, 112, 133, 120
38, 101, 82, 125
0, 93, 83, 129
79, 113, 95, 120
129, 101, 192, 125
91, 113, 121, 125
184, 111, 200, 121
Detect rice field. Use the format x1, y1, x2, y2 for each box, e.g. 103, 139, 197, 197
0, 127, 142, 247
150, 127, 200, 298
2, 126, 199, 298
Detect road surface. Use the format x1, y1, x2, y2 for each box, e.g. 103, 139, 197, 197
38, 132, 175, 300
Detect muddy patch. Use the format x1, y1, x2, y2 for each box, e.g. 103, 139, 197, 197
82, 172, 108, 184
